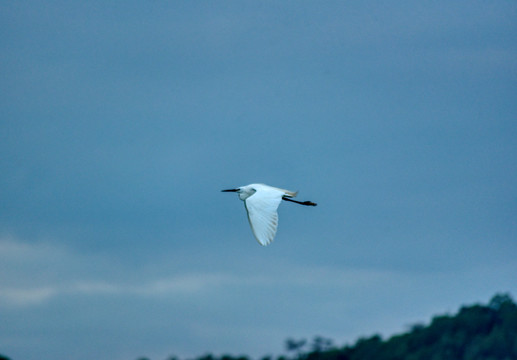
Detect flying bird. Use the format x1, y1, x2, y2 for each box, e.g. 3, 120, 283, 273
222, 183, 317, 246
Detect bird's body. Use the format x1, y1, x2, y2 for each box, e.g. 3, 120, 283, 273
222, 183, 317, 246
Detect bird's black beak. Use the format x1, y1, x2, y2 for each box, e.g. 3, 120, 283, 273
221, 188, 239, 192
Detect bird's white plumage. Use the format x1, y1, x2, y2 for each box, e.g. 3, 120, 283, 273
223, 183, 313, 246
244, 185, 284, 245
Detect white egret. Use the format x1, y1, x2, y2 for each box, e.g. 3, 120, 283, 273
222, 183, 317, 246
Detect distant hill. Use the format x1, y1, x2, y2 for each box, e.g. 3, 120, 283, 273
4, 294, 516, 360
187, 293, 517, 360
286, 293, 517, 360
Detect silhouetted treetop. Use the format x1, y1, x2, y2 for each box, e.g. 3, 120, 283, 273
126, 293, 516, 360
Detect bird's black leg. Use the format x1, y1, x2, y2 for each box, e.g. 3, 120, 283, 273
282, 196, 317, 206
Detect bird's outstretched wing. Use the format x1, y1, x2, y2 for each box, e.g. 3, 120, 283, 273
244, 190, 283, 246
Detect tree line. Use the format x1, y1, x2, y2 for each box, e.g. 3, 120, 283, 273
1, 293, 515, 360
174, 293, 517, 360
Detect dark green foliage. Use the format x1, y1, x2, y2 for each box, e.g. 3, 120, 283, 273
287, 293, 517, 360
127, 293, 517, 360
286, 338, 308, 357
187, 354, 250, 360
310, 337, 334, 353
321, 293, 517, 360
6, 294, 514, 360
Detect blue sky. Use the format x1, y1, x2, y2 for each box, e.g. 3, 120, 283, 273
1, 2, 516, 360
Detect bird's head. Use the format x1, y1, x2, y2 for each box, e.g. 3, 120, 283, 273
221, 186, 256, 201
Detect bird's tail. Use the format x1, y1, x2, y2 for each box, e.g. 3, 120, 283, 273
284, 190, 298, 198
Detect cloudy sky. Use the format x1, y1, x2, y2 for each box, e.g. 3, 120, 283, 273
1, 2, 516, 360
